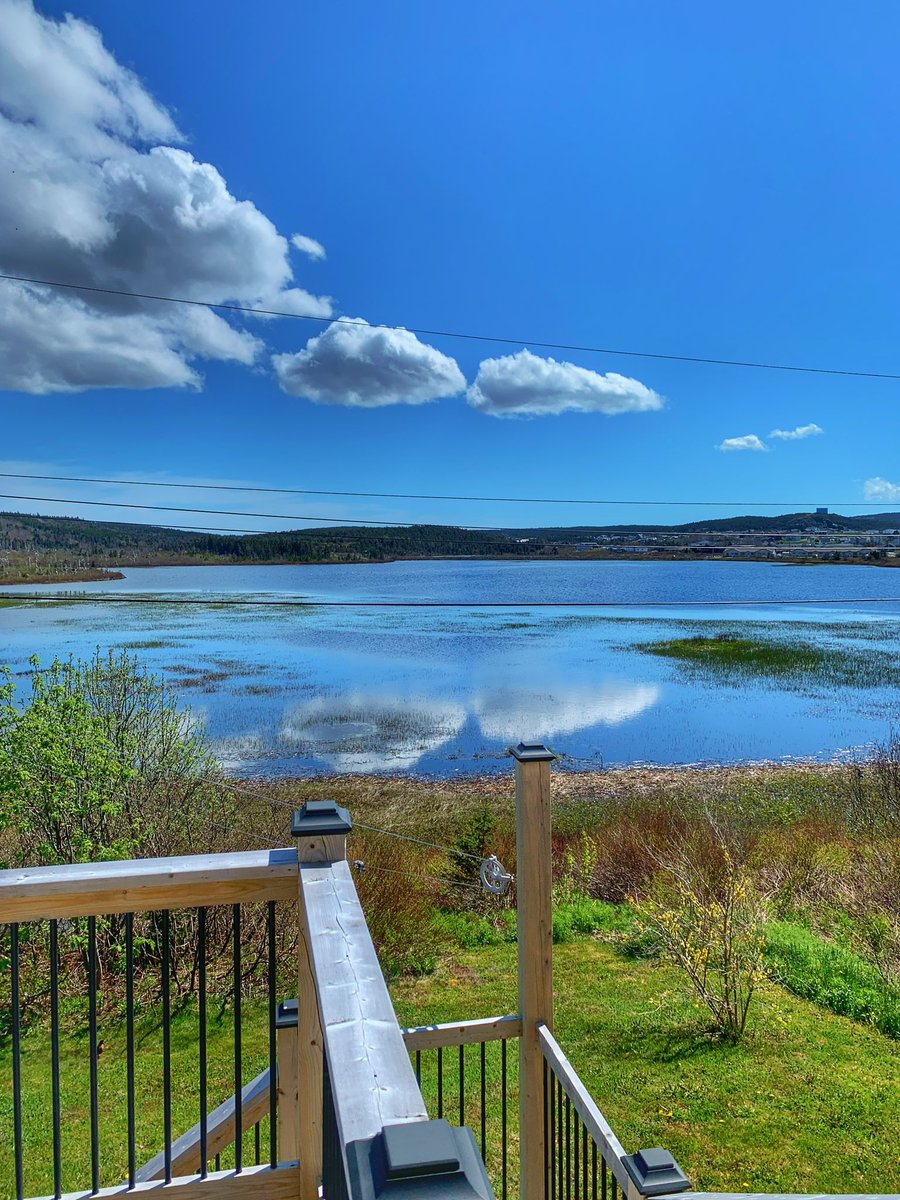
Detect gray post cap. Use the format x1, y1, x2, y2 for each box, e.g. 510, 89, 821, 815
290, 799, 352, 838
622, 1148, 691, 1196
345, 1122, 495, 1200
275, 998, 298, 1029
508, 742, 556, 763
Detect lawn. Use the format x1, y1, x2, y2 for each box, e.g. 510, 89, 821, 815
2, 936, 900, 1197
393, 940, 900, 1195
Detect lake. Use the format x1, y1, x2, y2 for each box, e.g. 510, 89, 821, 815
3, 559, 900, 776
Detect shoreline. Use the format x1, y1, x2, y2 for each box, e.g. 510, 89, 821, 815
1, 554, 898, 588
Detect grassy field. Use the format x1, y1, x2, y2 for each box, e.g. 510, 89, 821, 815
3, 931, 900, 1198
635, 633, 900, 689
394, 940, 900, 1195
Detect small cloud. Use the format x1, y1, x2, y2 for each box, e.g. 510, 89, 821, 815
466, 348, 663, 418
291, 233, 326, 262
864, 477, 900, 502
769, 423, 823, 441
718, 434, 767, 452
273, 318, 465, 407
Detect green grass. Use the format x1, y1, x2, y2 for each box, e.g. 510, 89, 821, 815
393, 940, 900, 1194
765, 920, 900, 1039
0, 1000, 273, 1198
635, 633, 900, 689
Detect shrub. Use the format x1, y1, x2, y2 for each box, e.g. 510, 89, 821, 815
634, 807, 767, 1041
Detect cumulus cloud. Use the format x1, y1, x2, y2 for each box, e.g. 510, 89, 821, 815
474, 682, 660, 741
273, 318, 465, 407
717, 434, 767, 452
769, 423, 823, 441
0, 0, 331, 393
466, 348, 663, 418
864, 477, 900, 502
291, 233, 326, 261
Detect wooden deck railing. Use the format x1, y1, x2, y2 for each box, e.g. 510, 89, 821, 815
2, 745, 897, 1200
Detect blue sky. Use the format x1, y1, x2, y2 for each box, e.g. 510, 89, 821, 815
2, 0, 900, 530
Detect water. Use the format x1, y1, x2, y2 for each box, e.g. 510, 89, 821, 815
3, 559, 900, 775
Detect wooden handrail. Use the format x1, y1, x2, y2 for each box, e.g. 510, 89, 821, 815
0, 849, 298, 920
402, 1014, 523, 1051
136, 1068, 273, 1183
299, 859, 428, 1150
538, 1022, 633, 1194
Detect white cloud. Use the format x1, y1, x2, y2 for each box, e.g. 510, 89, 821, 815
0, 0, 332, 393
291, 233, 326, 261
769, 423, 824, 441
717, 434, 767, 452
273, 318, 465, 407
474, 682, 660, 741
864, 477, 900, 502
466, 348, 663, 418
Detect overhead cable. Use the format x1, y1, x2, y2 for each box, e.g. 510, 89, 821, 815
3, 272, 900, 381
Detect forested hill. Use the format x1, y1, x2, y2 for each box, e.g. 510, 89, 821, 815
0, 511, 520, 568
5, 508, 900, 581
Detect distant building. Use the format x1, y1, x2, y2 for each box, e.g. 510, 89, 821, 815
816, 507, 829, 514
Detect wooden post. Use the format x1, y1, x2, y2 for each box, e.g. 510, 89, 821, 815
511, 742, 555, 1200
275, 1002, 300, 1165
291, 802, 351, 1200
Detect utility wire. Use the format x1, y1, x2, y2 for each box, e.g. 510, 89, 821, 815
0, 470, 893, 510
5, 593, 900, 607
3, 272, 900, 382
0, 491, 502, 530
352, 821, 486, 862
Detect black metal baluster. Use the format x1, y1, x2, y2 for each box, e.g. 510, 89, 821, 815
50, 920, 62, 1200
255, 1121, 261, 1166
11, 925, 23, 1200
566, 1096, 572, 1200
612, 1175, 619, 1200
459, 1043, 465, 1126
556, 1072, 563, 1200
591, 1139, 597, 1200
573, 1111, 580, 1200
162, 910, 172, 1184
267, 902, 277, 1168
550, 1070, 556, 1200
501, 1037, 508, 1200
480, 1041, 487, 1161
198, 908, 208, 1177
88, 916, 100, 1195
601, 1158, 608, 1200
415, 1049, 421, 1085
543, 1059, 549, 1200
437, 1046, 443, 1118
125, 913, 136, 1190
585, 1123, 592, 1200
215, 1154, 220, 1172
233, 904, 242, 1173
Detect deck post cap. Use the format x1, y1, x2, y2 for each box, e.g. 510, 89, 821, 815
291, 800, 353, 837
508, 741, 556, 763
622, 1147, 692, 1196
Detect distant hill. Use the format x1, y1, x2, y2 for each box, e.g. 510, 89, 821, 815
4, 508, 900, 582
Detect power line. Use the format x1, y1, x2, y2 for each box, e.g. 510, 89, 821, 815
0, 492, 503, 531
4, 593, 900, 608
3, 271, 900, 382
0, 470, 892, 509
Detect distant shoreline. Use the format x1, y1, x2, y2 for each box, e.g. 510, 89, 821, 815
2, 552, 900, 588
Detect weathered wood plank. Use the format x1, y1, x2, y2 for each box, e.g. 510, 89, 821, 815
275, 1023, 300, 1163
136, 1068, 272, 1183
299, 859, 428, 1151
0, 850, 298, 921
538, 1023, 632, 1194
28, 1163, 300, 1200
402, 1014, 523, 1051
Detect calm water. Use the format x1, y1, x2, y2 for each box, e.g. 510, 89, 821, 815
3, 559, 900, 775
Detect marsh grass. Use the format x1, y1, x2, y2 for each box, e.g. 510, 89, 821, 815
637, 633, 900, 689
